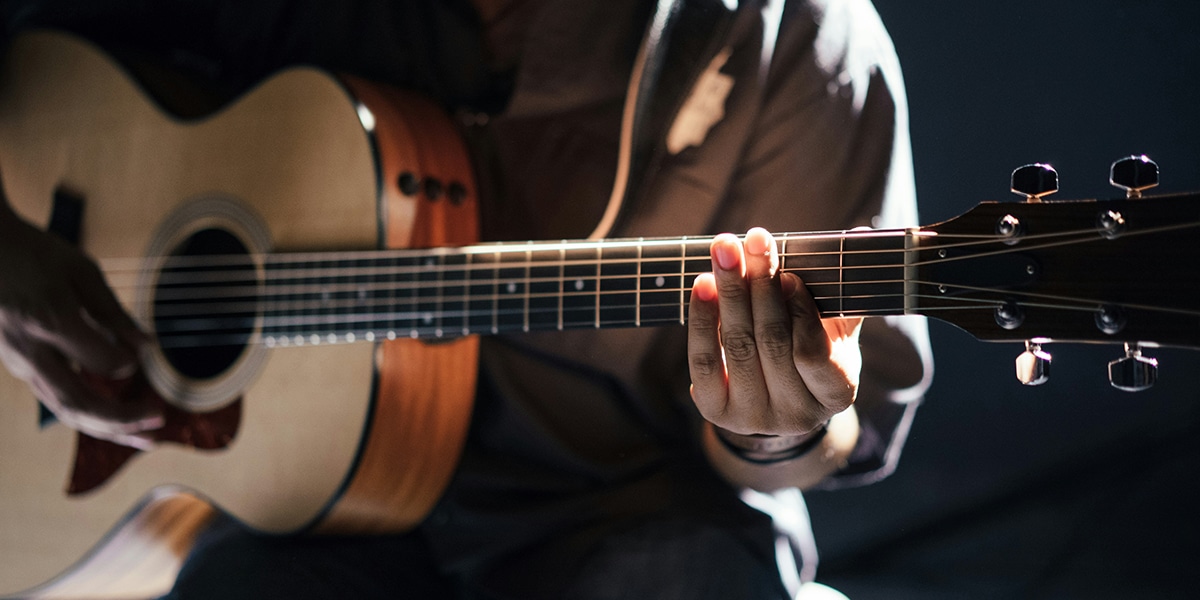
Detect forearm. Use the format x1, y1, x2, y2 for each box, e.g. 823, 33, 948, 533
702, 406, 859, 492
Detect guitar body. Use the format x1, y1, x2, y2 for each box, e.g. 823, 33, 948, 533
0, 32, 478, 597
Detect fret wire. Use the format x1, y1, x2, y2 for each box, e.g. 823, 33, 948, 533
462, 251, 472, 336
838, 235, 845, 317
557, 246, 565, 331
593, 245, 600, 329
635, 240, 643, 328
487, 251, 499, 335
524, 244, 531, 333
435, 253, 445, 337
679, 239, 687, 325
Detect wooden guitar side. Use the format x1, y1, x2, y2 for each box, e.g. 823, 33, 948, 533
0, 32, 477, 597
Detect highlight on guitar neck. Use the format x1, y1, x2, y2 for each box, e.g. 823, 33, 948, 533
910, 155, 1199, 391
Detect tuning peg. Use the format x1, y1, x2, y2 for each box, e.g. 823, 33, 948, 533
1109, 155, 1159, 198
1011, 163, 1059, 202
1108, 343, 1158, 392
1015, 341, 1051, 386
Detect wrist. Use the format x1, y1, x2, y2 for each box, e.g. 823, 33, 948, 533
711, 423, 828, 465
703, 408, 860, 492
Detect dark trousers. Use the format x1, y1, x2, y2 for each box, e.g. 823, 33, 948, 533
162, 511, 792, 600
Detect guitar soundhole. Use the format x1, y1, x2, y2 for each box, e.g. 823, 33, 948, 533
152, 228, 259, 380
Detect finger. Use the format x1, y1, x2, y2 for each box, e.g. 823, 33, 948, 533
687, 272, 729, 421
823, 315, 864, 391
26, 342, 163, 435
743, 229, 816, 428
72, 256, 150, 352
41, 300, 140, 378
710, 233, 769, 421
785, 273, 857, 413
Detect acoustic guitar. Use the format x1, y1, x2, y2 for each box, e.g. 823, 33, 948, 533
1, 32, 1197, 598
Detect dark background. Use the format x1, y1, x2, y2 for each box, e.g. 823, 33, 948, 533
806, 2, 1200, 598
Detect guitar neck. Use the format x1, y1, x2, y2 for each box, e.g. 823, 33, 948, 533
151, 229, 917, 349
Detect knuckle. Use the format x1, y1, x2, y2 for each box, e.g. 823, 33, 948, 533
715, 275, 749, 299
721, 329, 758, 362
756, 321, 792, 360
687, 305, 717, 331
690, 352, 723, 378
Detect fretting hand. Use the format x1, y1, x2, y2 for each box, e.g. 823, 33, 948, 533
687, 227, 862, 440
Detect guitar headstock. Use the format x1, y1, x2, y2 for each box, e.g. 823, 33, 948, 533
913, 156, 1199, 391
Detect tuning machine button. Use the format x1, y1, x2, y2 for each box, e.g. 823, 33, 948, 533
1109, 155, 1158, 198
1011, 163, 1059, 202
1016, 341, 1051, 386
1108, 343, 1158, 392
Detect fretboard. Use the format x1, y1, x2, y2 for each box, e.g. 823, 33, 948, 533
150, 230, 914, 349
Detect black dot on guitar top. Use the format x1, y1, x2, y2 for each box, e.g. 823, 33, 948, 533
397, 172, 420, 196
448, 182, 467, 205
424, 178, 443, 201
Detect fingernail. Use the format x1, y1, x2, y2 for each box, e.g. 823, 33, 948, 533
744, 228, 771, 256
692, 274, 716, 302
714, 239, 739, 271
